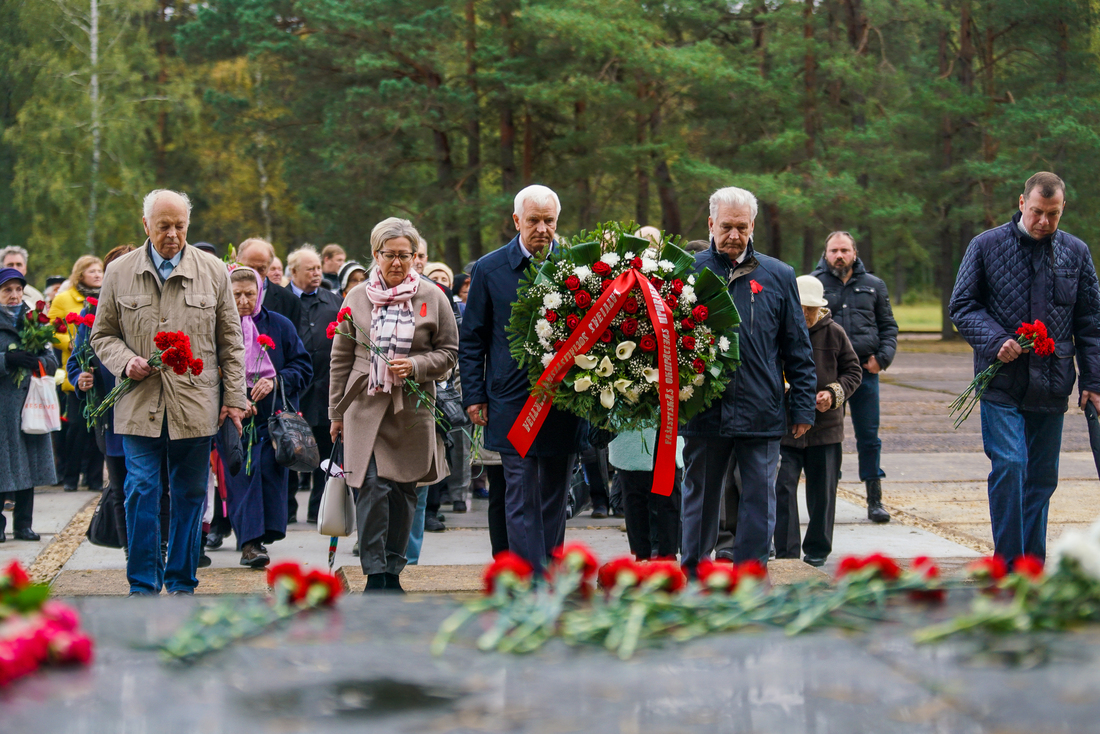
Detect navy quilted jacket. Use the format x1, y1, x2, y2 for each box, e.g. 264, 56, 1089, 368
949, 212, 1100, 412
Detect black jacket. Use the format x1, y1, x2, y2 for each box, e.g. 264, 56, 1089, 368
950, 212, 1100, 412
263, 280, 303, 331
296, 287, 343, 426
681, 240, 818, 438
811, 257, 898, 369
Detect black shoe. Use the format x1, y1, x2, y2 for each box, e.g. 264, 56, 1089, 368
436, 513, 445, 523
198, 553, 212, 568
452, 500, 467, 513
63, 485, 77, 492
803, 555, 827, 567
205, 529, 224, 550
0, 530, 6, 543
384, 572, 405, 593
168, 590, 193, 596
425, 516, 446, 533
12, 529, 40, 542
87, 486, 103, 493
352, 541, 360, 557
306, 515, 318, 525
591, 506, 608, 519
865, 479, 891, 523
364, 574, 387, 592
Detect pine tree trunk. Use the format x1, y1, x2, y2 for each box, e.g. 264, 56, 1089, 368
465, 0, 482, 261
85, 0, 100, 253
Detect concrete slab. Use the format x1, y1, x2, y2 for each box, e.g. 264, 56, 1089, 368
0, 488, 95, 576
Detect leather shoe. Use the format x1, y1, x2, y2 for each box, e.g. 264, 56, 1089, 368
0, 530, 6, 543
240, 542, 270, 569
384, 572, 405, 593
425, 516, 445, 533
168, 590, 193, 596
591, 506, 608, 519
452, 500, 467, 513
12, 529, 40, 542
803, 555, 827, 567
63, 485, 77, 492
198, 553, 212, 568
364, 573, 387, 592
352, 541, 360, 557
205, 529, 225, 550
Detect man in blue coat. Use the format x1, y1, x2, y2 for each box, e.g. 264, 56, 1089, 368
950, 172, 1100, 563
460, 185, 588, 572
680, 186, 818, 569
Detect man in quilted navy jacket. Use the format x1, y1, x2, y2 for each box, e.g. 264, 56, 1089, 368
950, 172, 1100, 563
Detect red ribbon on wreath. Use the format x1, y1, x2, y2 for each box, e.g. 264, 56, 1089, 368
507, 269, 679, 496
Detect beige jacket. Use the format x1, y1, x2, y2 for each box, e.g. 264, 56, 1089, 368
90, 243, 249, 439
329, 282, 458, 487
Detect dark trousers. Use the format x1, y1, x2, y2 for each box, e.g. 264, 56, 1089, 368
980, 400, 1064, 562
681, 436, 780, 567
104, 454, 129, 547
355, 456, 418, 576
715, 460, 743, 558
581, 446, 610, 511
774, 443, 842, 560
848, 370, 884, 483
0, 488, 34, 533
486, 464, 508, 557
288, 422, 333, 523
620, 469, 681, 559
500, 452, 574, 572
62, 391, 104, 490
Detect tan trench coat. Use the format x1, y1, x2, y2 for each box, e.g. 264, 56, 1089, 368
329, 281, 458, 487
90, 243, 249, 440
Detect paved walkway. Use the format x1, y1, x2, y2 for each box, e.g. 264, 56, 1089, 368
7, 338, 1100, 594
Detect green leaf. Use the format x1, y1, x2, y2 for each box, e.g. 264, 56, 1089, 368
701, 291, 741, 331
659, 242, 696, 277
568, 241, 603, 267
693, 269, 726, 303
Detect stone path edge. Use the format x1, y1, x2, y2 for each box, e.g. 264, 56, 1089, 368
835, 486, 994, 555
29, 493, 99, 584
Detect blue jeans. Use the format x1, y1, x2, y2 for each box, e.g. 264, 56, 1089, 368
405, 485, 428, 565
123, 431, 212, 594
848, 370, 885, 483
980, 400, 1063, 562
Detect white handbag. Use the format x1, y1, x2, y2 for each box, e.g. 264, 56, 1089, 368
21, 363, 62, 435
317, 438, 355, 537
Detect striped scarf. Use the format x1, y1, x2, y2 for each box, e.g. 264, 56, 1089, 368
364, 267, 420, 395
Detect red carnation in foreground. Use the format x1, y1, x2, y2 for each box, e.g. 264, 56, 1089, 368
483, 551, 534, 595
326, 321, 339, 340
631, 257, 643, 269
908, 556, 946, 602
967, 555, 1008, 584
696, 559, 739, 594
636, 560, 685, 592
190, 359, 203, 376
1013, 554, 1045, 581
338, 307, 352, 322
836, 552, 902, 581
1032, 337, 1055, 357
85, 297, 98, 308
65, 312, 80, 324
3, 559, 31, 590
257, 334, 276, 351
552, 542, 599, 581
597, 557, 641, 590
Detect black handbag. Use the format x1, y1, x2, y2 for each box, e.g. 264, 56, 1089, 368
86, 484, 126, 549
268, 376, 320, 473
218, 416, 244, 477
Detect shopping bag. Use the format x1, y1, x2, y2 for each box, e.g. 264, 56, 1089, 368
317, 438, 354, 537
21, 363, 62, 435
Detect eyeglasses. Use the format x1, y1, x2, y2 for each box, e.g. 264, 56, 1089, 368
378, 251, 413, 263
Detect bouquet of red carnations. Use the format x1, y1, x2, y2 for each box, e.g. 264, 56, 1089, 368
949, 320, 1057, 428
7, 301, 65, 386
87, 330, 203, 422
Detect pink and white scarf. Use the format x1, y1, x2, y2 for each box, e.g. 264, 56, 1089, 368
364, 267, 419, 395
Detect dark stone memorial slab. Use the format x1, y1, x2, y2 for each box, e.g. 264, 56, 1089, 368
2, 595, 1099, 732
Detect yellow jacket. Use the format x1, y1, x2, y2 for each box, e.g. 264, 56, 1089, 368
47, 286, 86, 392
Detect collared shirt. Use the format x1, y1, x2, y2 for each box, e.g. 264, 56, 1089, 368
518, 236, 556, 261
290, 282, 318, 298
149, 241, 183, 275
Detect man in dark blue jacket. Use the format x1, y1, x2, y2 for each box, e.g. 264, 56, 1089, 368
460, 185, 588, 572
950, 172, 1100, 563
680, 187, 818, 569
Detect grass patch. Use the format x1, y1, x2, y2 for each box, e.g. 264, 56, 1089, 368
895, 302, 943, 332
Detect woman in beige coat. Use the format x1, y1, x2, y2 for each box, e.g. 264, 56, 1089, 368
329, 218, 458, 593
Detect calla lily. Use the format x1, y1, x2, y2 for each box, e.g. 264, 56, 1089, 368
574, 354, 598, 370
615, 341, 637, 360
614, 378, 633, 394
596, 356, 614, 377
642, 367, 660, 383
574, 375, 593, 393
600, 386, 615, 409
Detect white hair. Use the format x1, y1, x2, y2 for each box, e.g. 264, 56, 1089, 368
142, 189, 192, 222
709, 186, 758, 222
513, 185, 561, 217
0, 246, 29, 263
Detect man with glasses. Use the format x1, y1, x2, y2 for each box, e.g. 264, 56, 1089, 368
811, 231, 898, 523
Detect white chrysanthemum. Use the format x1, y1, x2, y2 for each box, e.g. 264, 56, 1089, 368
1051, 529, 1100, 580
539, 337, 551, 349
681, 286, 697, 305
692, 373, 705, 386
543, 292, 562, 310
687, 275, 696, 285
601, 252, 621, 267
541, 353, 554, 367
719, 336, 731, 352
679, 385, 695, 401
624, 388, 641, 404
623, 251, 635, 261
535, 320, 553, 339
574, 265, 592, 281
658, 259, 674, 274
640, 258, 658, 274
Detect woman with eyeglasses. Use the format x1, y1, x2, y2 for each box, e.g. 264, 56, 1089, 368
329, 218, 458, 593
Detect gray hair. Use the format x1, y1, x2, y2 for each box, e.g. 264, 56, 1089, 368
287, 244, 320, 275
0, 246, 29, 264
142, 189, 192, 222
513, 185, 561, 217
237, 237, 276, 264
709, 186, 758, 221
369, 217, 422, 261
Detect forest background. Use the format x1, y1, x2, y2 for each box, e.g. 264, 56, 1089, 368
3, 0, 1100, 336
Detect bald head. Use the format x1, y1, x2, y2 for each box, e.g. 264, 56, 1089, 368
237, 238, 275, 280
635, 226, 662, 245
142, 189, 191, 260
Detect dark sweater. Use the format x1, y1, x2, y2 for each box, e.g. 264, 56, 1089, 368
782, 311, 862, 449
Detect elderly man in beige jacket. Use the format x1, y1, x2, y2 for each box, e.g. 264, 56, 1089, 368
91, 189, 249, 596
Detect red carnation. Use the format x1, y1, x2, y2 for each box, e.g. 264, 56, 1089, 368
738, 559, 768, 581
623, 297, 639, 314
37, 313, 49, 324
171, 361, 188, 376
836, 553, 901, 581
566, 314, 581, 330
665, 295, 678, 310
640, 335, 657, 352
967, 556, 1008, 584
190, 358, 203, 376
4, 560, 30, 589
483, 551, 535, 595
257, 334, 276, 351
552, 542, 599, 581
326, 321, 339, 340
631, 257, 643, 270
692, 358, 705, 373
599, 330, 613, 343
545, 310, 558, 323
564, 276, 581, 291
598, 557, 641, 590
65, 312, 79, 324
680, 318, 695, 331
620, 318, 638, 337
1033, 337, 1055, 357
1013, 555, 1045, 581
81, 314, 95, 328
338, 307, 352, 322
696, 559, 739, 594
670, 279, 684, 295
636, 560, 686, 593
574, 290, 592, 309
692, 305, 709, 322
85, 297, 98, 308
680, 335, 696, 351
592, 261, 612, 277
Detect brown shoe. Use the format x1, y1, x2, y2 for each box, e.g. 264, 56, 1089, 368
240, 542, 270, 569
